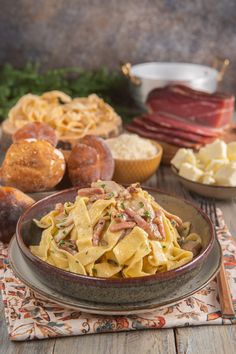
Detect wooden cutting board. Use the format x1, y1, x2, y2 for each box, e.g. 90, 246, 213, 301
0, 117, 123, 151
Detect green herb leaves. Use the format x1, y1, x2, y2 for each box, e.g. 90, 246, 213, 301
92, 267, 97, 276
0, 63, 141, 122
143, 211, 151, 220
120, 202, 125, 210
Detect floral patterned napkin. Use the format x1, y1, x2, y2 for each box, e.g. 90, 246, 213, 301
0, 209, 235, 341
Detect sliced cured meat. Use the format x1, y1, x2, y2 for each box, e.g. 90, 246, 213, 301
132, 117, 215, 144
147, 85, 234, 128
126, 123, 202, 149
145, 112, 222, 137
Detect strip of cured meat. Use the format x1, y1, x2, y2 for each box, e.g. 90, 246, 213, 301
132, 117, 215, 144
126, 123, 202, 149
147, 85, 234, 128
145, 112, 222, 137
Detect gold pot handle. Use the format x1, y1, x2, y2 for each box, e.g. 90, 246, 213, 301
121, 62, 141, 86
212, 57, 230, 82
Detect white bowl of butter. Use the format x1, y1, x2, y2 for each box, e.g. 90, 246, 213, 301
171, 139, 236, 199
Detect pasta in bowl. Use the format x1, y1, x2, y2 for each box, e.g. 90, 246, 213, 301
16, 183, 215, 304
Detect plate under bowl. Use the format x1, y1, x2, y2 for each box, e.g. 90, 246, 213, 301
16, 186, 215, 304
171, 166, 236, 200
9, 236, 221, 315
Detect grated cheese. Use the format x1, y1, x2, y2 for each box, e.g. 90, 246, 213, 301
106, 133, 157, 160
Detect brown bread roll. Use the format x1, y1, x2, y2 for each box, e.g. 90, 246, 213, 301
0, 140, 66, 192
12, 122, 58, 147
67, 135, 114, 186
0, 186, 35, 243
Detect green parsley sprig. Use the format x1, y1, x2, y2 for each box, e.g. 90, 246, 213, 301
0, 63, 143, 122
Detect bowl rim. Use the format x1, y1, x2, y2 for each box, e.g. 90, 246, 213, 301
171, 164, 236, 190
110, 140, 163, 162
16, 186, 215, 285
130, 62, 218, 81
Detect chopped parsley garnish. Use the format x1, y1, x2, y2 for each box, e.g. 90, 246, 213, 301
107, 259, 119, 266
143, 211, 151, 220
59, 240, 65, 245
92, 267, 97, 276
116, 213, 125, 219
120, 202, 125, 210
101, 184, 106, 189
162, 245, 166, 249
62, 230, 67, 235
139, 202, 144, 208
58, 224, 65, 229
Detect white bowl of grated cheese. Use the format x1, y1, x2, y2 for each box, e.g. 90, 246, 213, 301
106, 133, 163, 183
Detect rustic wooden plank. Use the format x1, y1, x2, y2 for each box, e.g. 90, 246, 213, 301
53, 329, 176, 354
217, 200, 236, 240
175, 326, 236, 354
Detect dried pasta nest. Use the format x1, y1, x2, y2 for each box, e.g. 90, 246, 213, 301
1, 91, 122, 151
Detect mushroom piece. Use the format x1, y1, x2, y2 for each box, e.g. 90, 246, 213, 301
177, 221, 191, 238
181, 240, 202, 257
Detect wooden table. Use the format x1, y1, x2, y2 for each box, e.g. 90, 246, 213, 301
1, 166, 236, 354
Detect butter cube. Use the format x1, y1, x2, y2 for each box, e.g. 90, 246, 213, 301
227, 142, 236, 161
171, 148, 196, 169
198, 139, 227, 165
179, 163, 203, 182
202, 174, 215, 185
205, 159, 228, 174
214, 163, 236, 186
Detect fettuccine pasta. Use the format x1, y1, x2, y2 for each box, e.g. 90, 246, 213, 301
30, 181, 202, 278
8, 91, 121, 139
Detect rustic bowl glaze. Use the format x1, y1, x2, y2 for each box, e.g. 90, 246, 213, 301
112, 141, 163, 184
9, 236, 222, 315
16, 187, 215, 304
171, 165, 236, 200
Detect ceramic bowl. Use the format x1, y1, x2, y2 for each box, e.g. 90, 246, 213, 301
112, 141, 163, 184
9, 236, 222, 315
171, 165, 236, 200
16, 186, 215, 304
121, 61, 229, 107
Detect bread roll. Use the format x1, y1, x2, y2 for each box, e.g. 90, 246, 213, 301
12, 122, 58, 147
68, 135, 114, 186
0, 186, 35, 243
0, 140, 66, 192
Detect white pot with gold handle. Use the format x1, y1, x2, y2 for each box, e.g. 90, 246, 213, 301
121, 59, 229, 107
